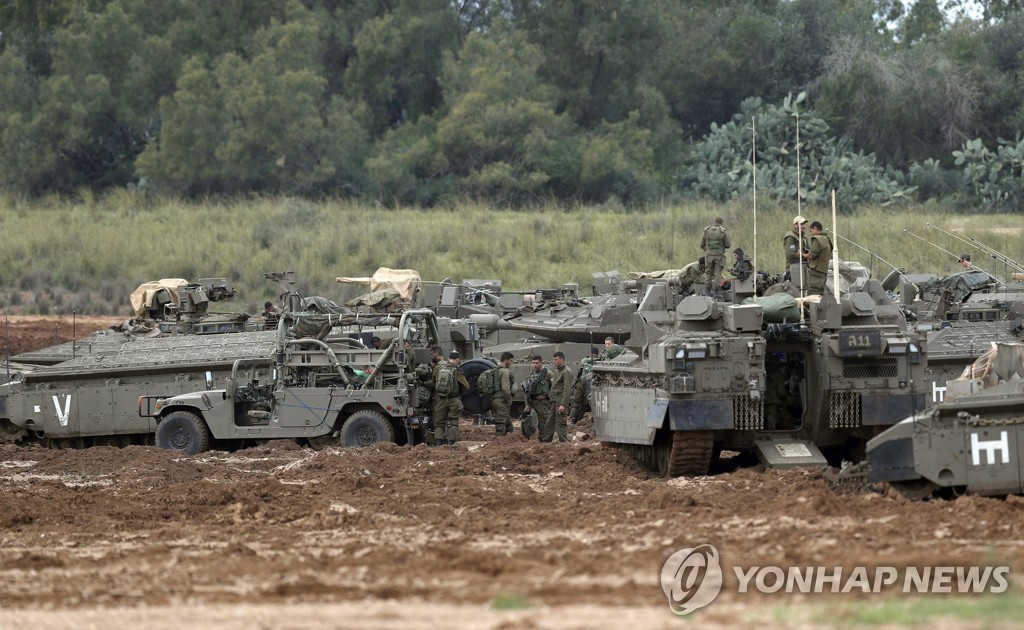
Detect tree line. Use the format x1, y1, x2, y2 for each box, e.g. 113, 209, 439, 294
1, 0, 1022, 208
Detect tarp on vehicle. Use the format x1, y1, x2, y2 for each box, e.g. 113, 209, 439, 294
129, 279, 189, 318
336, 267, 420, 308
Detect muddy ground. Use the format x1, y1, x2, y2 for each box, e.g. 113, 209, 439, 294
1, 319, 1023, 628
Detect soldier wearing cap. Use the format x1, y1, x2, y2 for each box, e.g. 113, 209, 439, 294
959, 253, 973, 270
699, 217, 731, 296
784, 216, 809, 266
802, 221, 834, 296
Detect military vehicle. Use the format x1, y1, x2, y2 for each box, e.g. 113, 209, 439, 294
140, 309, 449, 454
591, 277, 928, 476
864, 342, 1024, 499
1, 308, 481, 449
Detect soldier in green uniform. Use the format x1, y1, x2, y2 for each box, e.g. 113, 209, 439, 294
599, 336, 623, 361
730, 248, 753, 281
803, 221, 833, 296
568, 346, 599, 423
431, 349, 470, 445
699, 217, 731, 297
543, 351, 574, 443
678, 257, 706, 294
492, 351, 515, 437
783, 216, 808, 266
524, 355, 552, 440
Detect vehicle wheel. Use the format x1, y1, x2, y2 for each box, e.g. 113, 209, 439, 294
340, 410, 396, 448
888, 479, 939, 501
155, 411, 211, 455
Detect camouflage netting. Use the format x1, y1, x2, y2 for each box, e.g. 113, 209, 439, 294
917, 270, 997, 303
128, 279, 189, 318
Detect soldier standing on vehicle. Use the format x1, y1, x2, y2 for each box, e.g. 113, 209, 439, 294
678, 257, 706, 295
432, 350, 469, 446
700, 217, 731, 296
523, 355, 552, 440
599, 336, 623, 361
958, 253, 973, 270
492, 351, 515, 437
568, 346, 599, 423
543, 352, 574, 443
803, 221, 833, 296
784, 216, 808, 266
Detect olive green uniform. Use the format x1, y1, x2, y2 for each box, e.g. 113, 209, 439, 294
730, 256, 753, 281
491, 366, 514, 437
543, 364, 574, 443
568, 357, 596, 422
783, 228, 807, 266
599, 344, 623, 361
679, 261, 706, 292
807, 232, 834, 296
431, 362, 470, 444
700, 224, 731, 292
525, 367, 553, 440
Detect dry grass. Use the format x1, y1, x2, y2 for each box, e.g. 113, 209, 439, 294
0, 192, 1020, 315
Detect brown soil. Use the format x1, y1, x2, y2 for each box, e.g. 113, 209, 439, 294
1, 318, 1022, 628
1, 315, 122, 357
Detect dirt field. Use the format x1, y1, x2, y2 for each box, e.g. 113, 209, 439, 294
1, 319, 1023, 628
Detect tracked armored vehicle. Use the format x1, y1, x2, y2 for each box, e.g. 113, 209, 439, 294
1, 308, 480, 449
592, 278, 928, 476
865, 343, 1024, 499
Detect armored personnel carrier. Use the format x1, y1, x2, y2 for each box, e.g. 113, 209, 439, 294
591, 278, 928, 476
1, 308, 480, 449
865, 343, 1024, 499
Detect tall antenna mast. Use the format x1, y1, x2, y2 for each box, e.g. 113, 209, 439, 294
795, 110, 801, 219
751, 116, 757, 275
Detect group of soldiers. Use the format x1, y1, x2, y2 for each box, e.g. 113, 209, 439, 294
695, 214, 834, 297
419, 336, 624, 446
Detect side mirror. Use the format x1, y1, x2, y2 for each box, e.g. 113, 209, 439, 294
205, 370, 213, 390
225, 377, 236, 399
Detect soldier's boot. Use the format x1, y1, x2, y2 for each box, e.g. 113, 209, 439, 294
495, 423, 506, 437
447, 425, 459, 445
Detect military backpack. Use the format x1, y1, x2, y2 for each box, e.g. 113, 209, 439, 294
476, 366, 501, 397
435, 363, 457, 397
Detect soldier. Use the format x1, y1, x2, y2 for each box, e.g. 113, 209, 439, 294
492, 351, 515, 437
599, 336, 623, 361
678, 257, 706, 294
784, 216, 808, 266
543, 351, 574, 443
802, 221, 834, 296
569, 346, 599, 423
523, 355, 552, 440
958, 253, 973, 270
730, 248, 753, 281
699, 216, 731, 296
431, 350, 470, 446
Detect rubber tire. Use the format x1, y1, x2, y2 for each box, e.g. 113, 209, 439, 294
156, 411, 211, 455
340, 410, 396, 448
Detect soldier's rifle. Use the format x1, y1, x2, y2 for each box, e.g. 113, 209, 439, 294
925, 223, 1024, 274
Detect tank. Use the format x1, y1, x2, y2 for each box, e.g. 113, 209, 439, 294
865, 342, 1024, 499
591, 277, 928, 476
